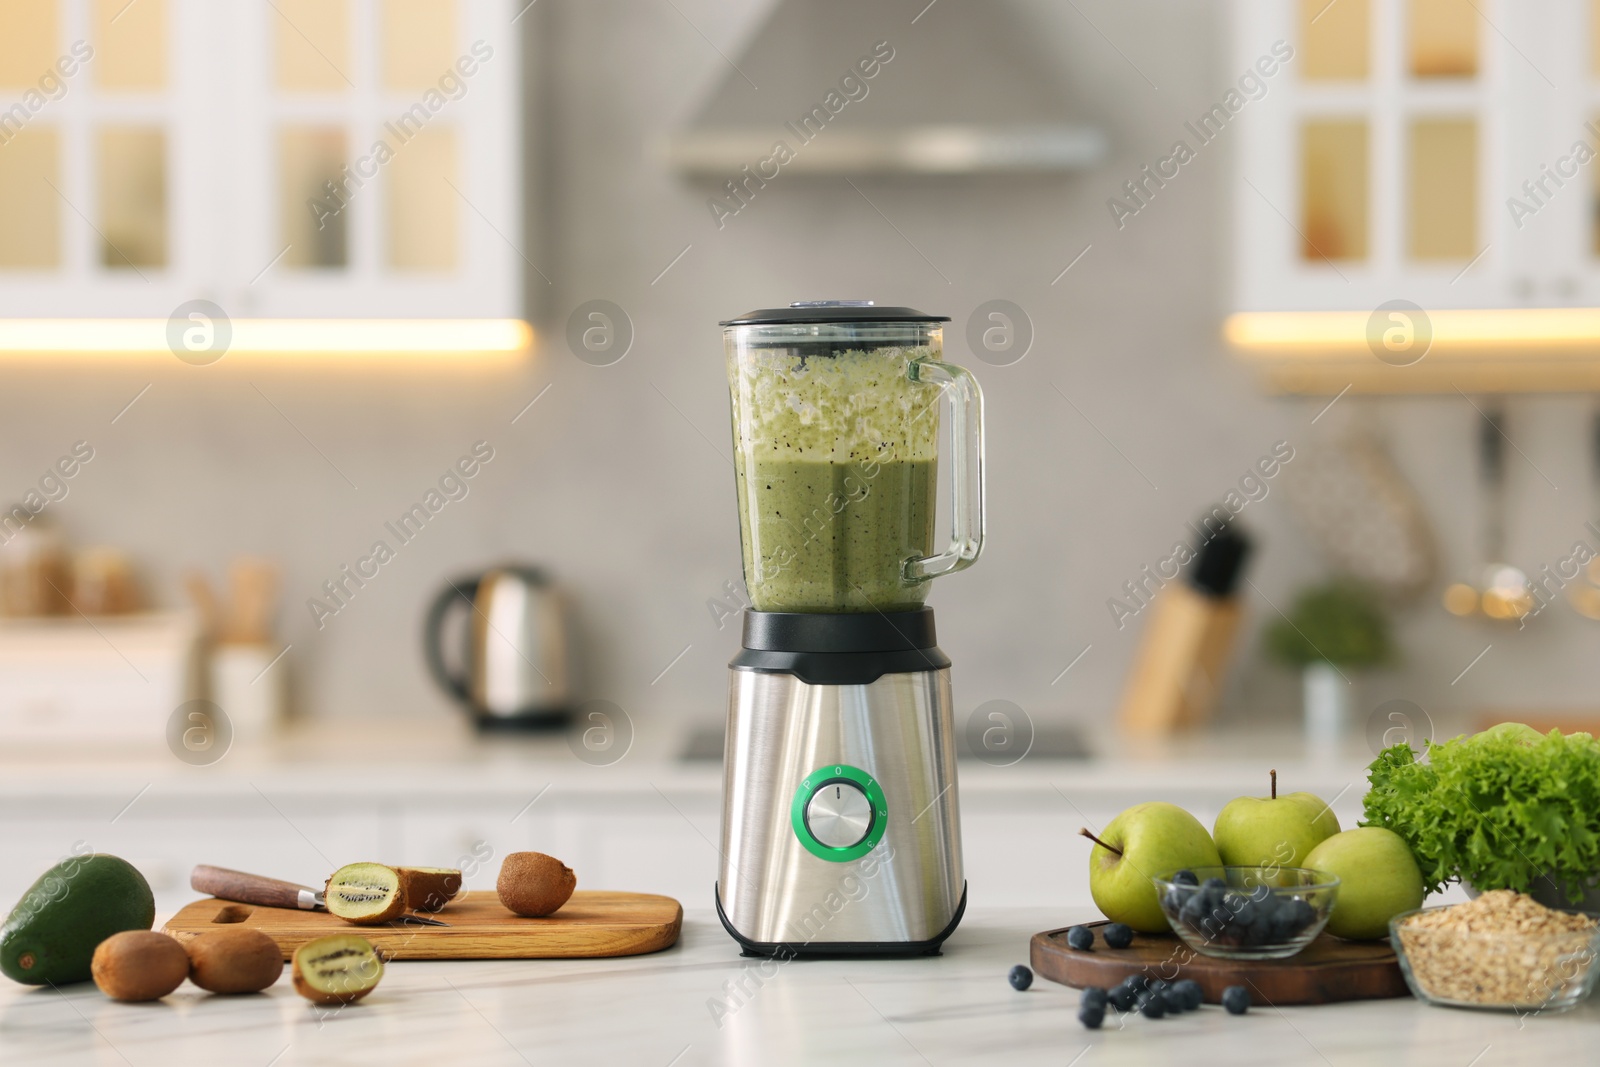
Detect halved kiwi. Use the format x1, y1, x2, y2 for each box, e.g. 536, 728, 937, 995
396, 867, 462, 912
324, 863, 404, 925
291, 934, 383, 1005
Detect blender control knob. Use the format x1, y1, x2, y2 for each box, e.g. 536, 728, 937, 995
804, 781, 874, 850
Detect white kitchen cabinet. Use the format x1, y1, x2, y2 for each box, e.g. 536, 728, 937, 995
394, 789, 721, 904
0, 0, 522, 323
0, 809, 389, 916
0, 750, 1381, 921
569, 796, 723, 905
1232, 0, 1597, 312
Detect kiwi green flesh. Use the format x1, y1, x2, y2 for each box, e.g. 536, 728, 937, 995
299, 938, 382, 996
325, 864, 401, 922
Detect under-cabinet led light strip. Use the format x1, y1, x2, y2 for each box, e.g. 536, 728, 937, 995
1226, 309, 1600, 352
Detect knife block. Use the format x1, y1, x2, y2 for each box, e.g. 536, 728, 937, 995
1116, 522, 1251, 738
1116, 584, 1243, 737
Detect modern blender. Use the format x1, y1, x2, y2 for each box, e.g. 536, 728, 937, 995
716, 301, 985, 957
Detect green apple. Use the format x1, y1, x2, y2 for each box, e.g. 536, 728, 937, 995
1305, 827, 1424, 940
1213, 770, 1339, 869
1083, 802, 1222, 933
1290, 792, 1341, 842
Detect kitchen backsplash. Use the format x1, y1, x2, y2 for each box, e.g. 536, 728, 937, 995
1, 0, 1597, 733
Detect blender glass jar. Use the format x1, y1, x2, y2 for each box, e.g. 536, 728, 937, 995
722, 302, 984, 613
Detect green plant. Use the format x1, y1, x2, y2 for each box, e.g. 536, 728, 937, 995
1361, 727, 1600, 904
1263, 580, 1393, 668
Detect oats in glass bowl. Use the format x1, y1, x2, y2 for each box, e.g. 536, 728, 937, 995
1391, 890, 1600, 1012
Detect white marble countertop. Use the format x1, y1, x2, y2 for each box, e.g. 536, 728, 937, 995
3, 907, 1591, 1066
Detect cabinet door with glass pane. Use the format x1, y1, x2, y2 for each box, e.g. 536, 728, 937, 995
0, 0, 522, 321
0, 0, 199, 315
1232, 0, 1572, 312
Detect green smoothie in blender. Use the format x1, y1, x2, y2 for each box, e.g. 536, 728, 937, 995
728, 341, 939, 613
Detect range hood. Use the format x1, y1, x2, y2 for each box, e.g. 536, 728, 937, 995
667, 0, 1106, 177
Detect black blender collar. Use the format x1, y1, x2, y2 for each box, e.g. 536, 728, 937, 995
720, 301, 950, 327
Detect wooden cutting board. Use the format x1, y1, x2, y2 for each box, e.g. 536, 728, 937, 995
163, 891, 682, 961
1031, 921, 1409, 1005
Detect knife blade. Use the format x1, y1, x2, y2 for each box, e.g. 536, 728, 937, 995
190, 865, 450, 927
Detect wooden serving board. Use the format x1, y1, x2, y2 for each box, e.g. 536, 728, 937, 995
163, 891, 682, 961
1031, 921, 1409, 1006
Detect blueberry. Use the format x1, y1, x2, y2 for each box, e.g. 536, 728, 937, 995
1172, 869, 1200, 887
1179, 893, 1209, 927
1066, 925, 1094, 951
1285, 898, 1317, 932
1160, 989, 1186, 1013
1200, 876, 1228, 893
1078, 1004, 1106, 1030
1137, 991, 1166, 1019
1238, 913, 1269, 947
1102, 922, 1134, 950
1081, 987, 1108, 1011
1147, 979, 1169, 993
1271, 908, 1304, 941
1172, 979, 1204, 1010
1122, 973, 1149, 992
1222, 985, 1250, 1015
1107, 986, 1137, 1011
1008, 964, 1033, 991
1202, 906, 1236, 941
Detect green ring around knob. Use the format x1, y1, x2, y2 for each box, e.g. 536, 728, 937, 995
791, 764, 888, 863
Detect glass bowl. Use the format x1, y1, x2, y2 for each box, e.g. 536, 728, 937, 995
1390, 905, 1600, 1013
1153, 866, 1339, 960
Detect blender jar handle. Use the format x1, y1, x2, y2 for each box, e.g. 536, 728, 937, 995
905, 358, 985, 582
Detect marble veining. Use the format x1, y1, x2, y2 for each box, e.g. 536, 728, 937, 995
0, 909, 1591, 1066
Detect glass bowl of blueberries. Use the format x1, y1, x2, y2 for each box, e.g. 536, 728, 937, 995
1153, 866, 1339, 960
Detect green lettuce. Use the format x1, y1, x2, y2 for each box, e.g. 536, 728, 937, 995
1361, 727, 1600, 904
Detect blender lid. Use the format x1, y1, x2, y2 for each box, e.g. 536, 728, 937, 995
720, 300, 950, 327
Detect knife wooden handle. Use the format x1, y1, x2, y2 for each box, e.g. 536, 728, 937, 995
191, 865, 320, 910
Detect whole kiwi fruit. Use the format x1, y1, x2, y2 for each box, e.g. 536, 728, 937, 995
185, 928, 283, 993
496, 852, 575, 917
91, 931, 190, 1002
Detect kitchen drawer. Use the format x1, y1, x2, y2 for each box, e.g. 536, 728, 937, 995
399, 808, 540, 894
396, 789, 720, 902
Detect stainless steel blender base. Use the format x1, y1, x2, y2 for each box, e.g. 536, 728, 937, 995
717, 666, 965, 955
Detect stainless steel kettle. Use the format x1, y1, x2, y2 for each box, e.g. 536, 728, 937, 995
424, 565, 571, 729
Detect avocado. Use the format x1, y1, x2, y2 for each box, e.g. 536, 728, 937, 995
1, 853, 155, 985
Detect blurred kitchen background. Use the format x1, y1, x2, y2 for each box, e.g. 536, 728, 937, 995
2, 0, 1598, 909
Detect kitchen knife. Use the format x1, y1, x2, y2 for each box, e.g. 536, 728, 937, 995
190, 865, 450, 926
